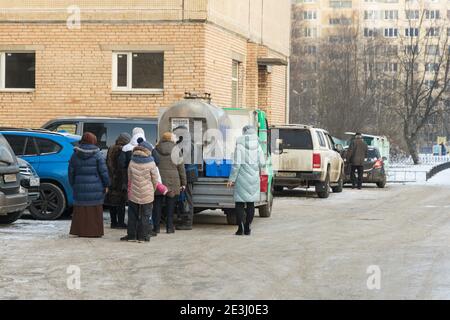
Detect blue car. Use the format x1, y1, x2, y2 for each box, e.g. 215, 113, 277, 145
0, 128, 81, 220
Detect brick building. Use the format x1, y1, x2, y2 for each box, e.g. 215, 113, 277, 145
0, 0, 291, 127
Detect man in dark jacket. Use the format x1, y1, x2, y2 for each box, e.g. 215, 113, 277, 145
106, 132, 131, 229
346, 133, 368, 190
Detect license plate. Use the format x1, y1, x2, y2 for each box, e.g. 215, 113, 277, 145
277, 172, 296, 178
3, 174, 17, 183
29, 177, 40, 187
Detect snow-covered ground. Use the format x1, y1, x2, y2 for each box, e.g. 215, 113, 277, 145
424, 169, 450, 186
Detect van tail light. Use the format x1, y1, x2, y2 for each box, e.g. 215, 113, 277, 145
313, 153, 321, 169
373, 159, 383, 169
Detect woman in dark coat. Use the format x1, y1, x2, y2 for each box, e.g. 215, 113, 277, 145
106, 132, 131, 229
69, 132, 110, 238
153, 132, 187, 234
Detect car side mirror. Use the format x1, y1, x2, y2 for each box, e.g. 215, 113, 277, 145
276, 139, 284, 155
382, 156, 387, 161
335, 144, 344, 153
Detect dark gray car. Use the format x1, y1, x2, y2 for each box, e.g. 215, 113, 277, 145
0, 134, 29, 224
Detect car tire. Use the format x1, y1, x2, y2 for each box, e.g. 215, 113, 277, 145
316, 171, 330, 199
225, 209, 237, 225
0, 211, 23, 225
259, 183, 274, 218
332, 170, 344, 193
29, 182, 66, 220
376, 178, 387, 189
274, 186, 284, 192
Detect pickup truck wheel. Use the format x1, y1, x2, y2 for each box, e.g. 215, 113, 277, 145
225, 209, 237, 225
332, 171, 344, 193
377, 178, 387, 188
0, 211, 23, 224
29, 183, 66, 220
316, 172, 330, 199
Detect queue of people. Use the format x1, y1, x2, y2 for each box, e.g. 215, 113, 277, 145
68, 125, 265, 241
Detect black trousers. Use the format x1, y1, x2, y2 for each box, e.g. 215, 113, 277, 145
177, 183, 194, 227
109, 205, 126, 225
153, 195, 178, 232
351, 165, 364, 188
236, 202, 255, 227
127, 201, 153, 241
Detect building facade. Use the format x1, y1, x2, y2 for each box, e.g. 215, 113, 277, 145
0, 0, 291, 127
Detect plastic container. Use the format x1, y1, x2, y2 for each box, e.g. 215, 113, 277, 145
205, 159, 232, 178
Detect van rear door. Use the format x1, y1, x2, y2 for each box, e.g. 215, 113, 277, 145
271, 128, 313, 173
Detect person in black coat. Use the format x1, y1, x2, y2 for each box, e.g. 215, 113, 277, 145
69, 132, 110, 238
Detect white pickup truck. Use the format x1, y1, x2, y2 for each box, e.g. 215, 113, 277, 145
270, 124, 345, 198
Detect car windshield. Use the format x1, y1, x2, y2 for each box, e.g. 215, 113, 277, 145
367, 148, 380, 160
0, 134, 17, 165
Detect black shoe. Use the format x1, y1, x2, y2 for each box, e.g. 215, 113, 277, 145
150, 230, 157, 237
111, 223, 119, 229
138, 238, 150, 242
235, 223, 244, 236
176, 224, 193, 231
244, 224, 251, 236
153, 228, 160, 234
117, 223, 127, 229
167, 229, 175, 234
120, 235, 137, 242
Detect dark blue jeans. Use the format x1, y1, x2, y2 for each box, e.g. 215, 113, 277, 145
127, 201, 153, 241
153, 195, 178, 232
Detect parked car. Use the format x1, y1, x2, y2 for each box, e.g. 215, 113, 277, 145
270, 124, 345, 198
18, 158, 40, 204
0, 134, 29, 224
343, 146, 387, 188
42, 117, 158, 153
0, 128, 81, 220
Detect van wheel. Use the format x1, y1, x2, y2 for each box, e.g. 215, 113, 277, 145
0, 211, 23, 224
332, 171, 344, 193
225, 209, 237, 225
29, 183, 66, 220
274, 186, 284, 192
377, 179, 387, 188
316, 172, 330, 199
259, 183, 274, 218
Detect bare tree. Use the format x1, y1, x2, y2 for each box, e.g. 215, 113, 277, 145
392, 10, 450, 164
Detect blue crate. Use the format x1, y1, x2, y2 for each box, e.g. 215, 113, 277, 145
205, 159, 233, 177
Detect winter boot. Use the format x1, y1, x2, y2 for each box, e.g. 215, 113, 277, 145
244, 224, 251, 236
110, 210, 118, 229
235, 223, 244, 236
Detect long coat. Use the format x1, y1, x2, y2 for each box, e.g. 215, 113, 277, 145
128, 146, 160, 205
69, 144, 110, 206
347, 137, 368, 166
229, 128, 266, 203
105, 135, 129, 206
155, 141, 187, 197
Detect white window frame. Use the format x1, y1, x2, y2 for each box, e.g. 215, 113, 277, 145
231, 60, 240, 108
0, 51, 35, 92
112, 51, 164, 93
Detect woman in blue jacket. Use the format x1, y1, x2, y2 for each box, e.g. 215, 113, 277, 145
69, 132, 110, 238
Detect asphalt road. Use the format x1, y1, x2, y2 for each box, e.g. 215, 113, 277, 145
1, 183, 449, 299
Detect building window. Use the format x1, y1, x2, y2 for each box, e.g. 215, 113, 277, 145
384, 10, 398, 20
426, 45, 439, 56
425, 63, 439, 73
405, 10, 420, 20
304, 45, 317, 55
405, 45, 419, 55
0, 52, 35, 90
231, 60, 240, 107
112, 52, 164, 92
426, 27, 440, 37
384, 62, 398, 72
364, 28, 378, 37
405, 28, 419, 37
384, 28, 398, 38
425, 10, 440, 19
329, 1, 352, 8
304, 27, 318, 38
303, 10, 317, 20
364, 10, 380, 20
329, 17, 352, 25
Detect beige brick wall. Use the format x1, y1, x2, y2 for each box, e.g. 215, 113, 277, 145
0, 21, 287, 128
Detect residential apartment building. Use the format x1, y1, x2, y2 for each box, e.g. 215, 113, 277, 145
291, 0, 450, 142
0, 0, 291, 127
